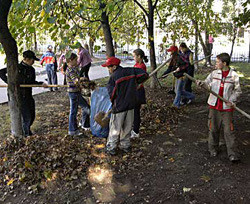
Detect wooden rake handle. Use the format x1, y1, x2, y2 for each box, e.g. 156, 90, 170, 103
0, 84, 69, 88
184, 73, 250, 120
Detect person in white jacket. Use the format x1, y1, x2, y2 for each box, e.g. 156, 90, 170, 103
197, 53, 242, 162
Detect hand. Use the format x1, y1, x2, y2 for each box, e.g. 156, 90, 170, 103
42, 83, 48, 88
226, 101, 235, 108
196, 80, 204, 86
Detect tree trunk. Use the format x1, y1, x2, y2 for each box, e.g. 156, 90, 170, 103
34, 30, 37, 51
148, 0, 157, 88
0, 0, 23, 138
89, 37, 95, 58
100, 10, 115, 57
230, 27, 237, 58
194, 24, 199, 61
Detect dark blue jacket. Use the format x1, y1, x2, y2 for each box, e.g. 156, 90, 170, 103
107, 66, 149, 113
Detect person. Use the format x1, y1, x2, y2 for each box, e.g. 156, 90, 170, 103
76, 42, 92, 79
179, 42, 194, 93
208, 35, 214, 53
196, 53, 241, 162
103, 57, 148, 155
0, 50, 48, 136
131, 48, 148, 138
40, 45, 58, 91
58, 48, 68, 85
161, 45, 195, 108
65, 51, 90, 136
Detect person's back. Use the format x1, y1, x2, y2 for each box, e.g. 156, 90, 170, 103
107, 66, 148, 113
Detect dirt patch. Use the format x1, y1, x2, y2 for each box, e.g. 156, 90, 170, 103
0, 85, 250, 204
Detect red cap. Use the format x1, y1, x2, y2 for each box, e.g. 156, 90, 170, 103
167, 45, 178, 52
102, 57, 121, 67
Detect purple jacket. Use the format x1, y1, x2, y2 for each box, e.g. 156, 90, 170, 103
77, 48, 92, 67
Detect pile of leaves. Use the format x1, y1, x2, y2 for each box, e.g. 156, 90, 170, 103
141, 88, 182, 135
0, 134, 96, 193
0, 87, 182, 197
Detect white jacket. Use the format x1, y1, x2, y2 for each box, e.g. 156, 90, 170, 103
204, 68, 242, 109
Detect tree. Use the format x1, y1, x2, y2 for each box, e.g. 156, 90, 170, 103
134, 0, 160, 88
0, 0, 23, 137
158, 0, 221, 65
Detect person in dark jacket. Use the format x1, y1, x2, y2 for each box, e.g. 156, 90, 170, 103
161, 45, 195, 108
102, 57, 148, 155
0, 50, 48, 136
179, 42, 194, 93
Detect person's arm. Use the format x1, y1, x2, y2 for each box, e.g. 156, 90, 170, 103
0, 68, 8, 83
228, 73, 242, 103
67, 67, 80, 87
40, 54, 45, 65
77, 50, 83, 66
134, 68, 149, 84
106, 76, 116, 103
189, 53, 194, 65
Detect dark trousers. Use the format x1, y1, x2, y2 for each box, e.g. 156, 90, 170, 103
133, 105, 141, 134
20, 97, 35, 136
80, 63, 91, 79
46, 64, 58, 91
184, 66, 194, 93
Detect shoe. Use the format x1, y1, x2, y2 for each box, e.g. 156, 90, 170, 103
210, 151, 218, 157
131, 130, 139, 138
106, 149, 117, 156
68, 130, 83, 136
186, 99, 192, 105
180, 101, 185, 106
229, 155, 240, 163
168, 90, 175, 95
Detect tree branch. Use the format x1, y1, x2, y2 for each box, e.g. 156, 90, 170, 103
153, 0, 159, 9
134, 0, 148, 16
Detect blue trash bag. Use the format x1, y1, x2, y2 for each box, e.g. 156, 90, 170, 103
90, 87, 112, 138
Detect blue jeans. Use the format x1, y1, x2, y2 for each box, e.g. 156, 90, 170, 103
68, 92, 90, 134
173, 78, 195, 108
46, 64, 58, 91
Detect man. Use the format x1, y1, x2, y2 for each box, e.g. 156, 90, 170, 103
40, 45, 58, 91
103, 57, 148, 155
0, 50, 48, 136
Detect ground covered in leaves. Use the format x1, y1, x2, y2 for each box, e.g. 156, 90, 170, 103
0, 78, 250, 203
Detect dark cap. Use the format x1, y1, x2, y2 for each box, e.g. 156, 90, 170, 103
102, 57, 121, 67
167, 45, 178, 52
23, 50, 39, 61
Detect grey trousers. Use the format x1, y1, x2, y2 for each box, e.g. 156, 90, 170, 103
208, 109, 238, 157
106, 109, 134, 151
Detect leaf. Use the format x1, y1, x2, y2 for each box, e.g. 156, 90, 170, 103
183, 187, 191, 193
47, 17, 57, 24
7, 178, 14, 186
168, 157, 175, 162
41, 9, 45, 17
200, 175, 211, 182
25, 161, 33, 169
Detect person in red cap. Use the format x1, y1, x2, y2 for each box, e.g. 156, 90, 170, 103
161, 45, 195, 108
102, 56, 149, 155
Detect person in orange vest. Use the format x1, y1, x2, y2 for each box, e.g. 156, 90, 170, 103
40, 45, 58, 91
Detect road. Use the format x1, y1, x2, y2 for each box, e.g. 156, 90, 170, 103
0, 57, 135, 104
